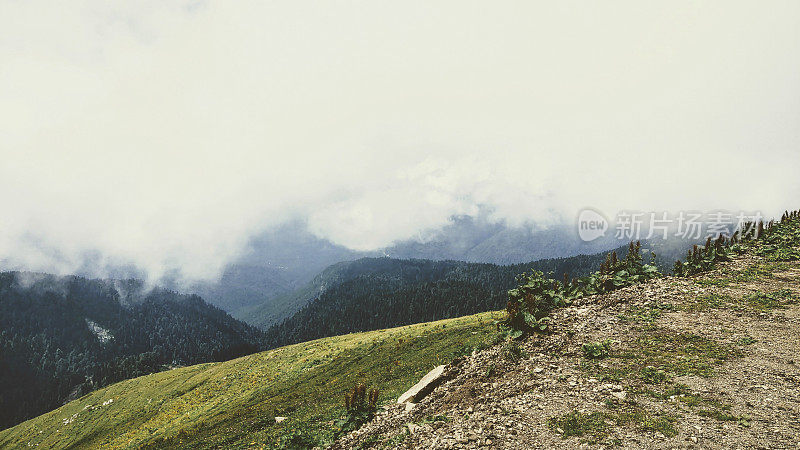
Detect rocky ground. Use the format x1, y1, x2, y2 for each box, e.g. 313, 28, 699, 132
331, 254, 800, 449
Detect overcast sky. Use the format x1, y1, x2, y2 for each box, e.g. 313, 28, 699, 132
1, 1, 799, 281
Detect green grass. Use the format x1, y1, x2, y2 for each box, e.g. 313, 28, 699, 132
743, 289, 796, 310
630, 330, 741, 379
582, 340, 613, 360
581, 328, 741, 385
0, 311, 503, 449
737, 336, 758, 346
678, 293, 731, 312
549, 410, 608, 438
615, 408, 677, 436
549, 406, 678, 444
695, 261, 789, 287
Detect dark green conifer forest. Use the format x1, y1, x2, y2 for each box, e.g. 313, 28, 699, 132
0, 272, 267, 430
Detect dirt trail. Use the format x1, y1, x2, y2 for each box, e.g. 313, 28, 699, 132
333, 254, 800, 449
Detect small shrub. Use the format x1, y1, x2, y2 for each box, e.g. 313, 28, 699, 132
639, 366, 668, 384
506, 270, 564, 333
582, 340, 612, 359
619, 410, 677, 436
673, 235, 732, 277
680, 293, 729, 312
548, 410, 608, 438
619, 305, 664, 323
757, 245, 800, 261
507, 242, 660, 335
496, 324, 524, 341
697, 408, 749, 425
335, 384, 380, 436
737, 336, 757, 346
579, 242, 660, 294
384, 430, 409, 447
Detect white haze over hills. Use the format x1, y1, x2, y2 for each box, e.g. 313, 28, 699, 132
187, 215, 629, 315
2, 1, 800, 285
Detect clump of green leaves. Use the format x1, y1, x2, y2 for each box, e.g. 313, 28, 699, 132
549, 410, 609, 438
582, 340, 612, 359
733, 209, 800, 259
579, 242, 660, 295
737, 336, 757, 346
416, 415, 450, 425
697, 408, 750, 425
744, 289, 796, 310
616, 408, 678, 436
549, 407, 678, 442
506, 269, 564, 333
673, 235, 732, 277
639, 366, 668, 384
335, 384, 380, 436
383, 430, 410, 447
582, 328, 741, 389
506, 242, 660, 334
619, 302, 673, 323
633, 331, 741, 378
279, 426, 318, 449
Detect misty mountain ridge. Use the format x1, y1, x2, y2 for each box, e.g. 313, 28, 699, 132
191, 215, 628, 318
246, 236, 691, 332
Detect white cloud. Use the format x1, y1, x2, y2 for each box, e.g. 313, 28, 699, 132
1, 1, 799, 281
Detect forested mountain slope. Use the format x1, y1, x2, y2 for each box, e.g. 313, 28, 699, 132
244, 245, 638, 331
260, 243, 675, 346
0, 272, 266, 430
186, 218, 626, 317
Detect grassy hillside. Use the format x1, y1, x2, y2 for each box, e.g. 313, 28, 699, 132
0, 311, 504, 449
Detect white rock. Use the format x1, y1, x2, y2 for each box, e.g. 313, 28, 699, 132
398, 365, 447, 403
274, 416, 287, 423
